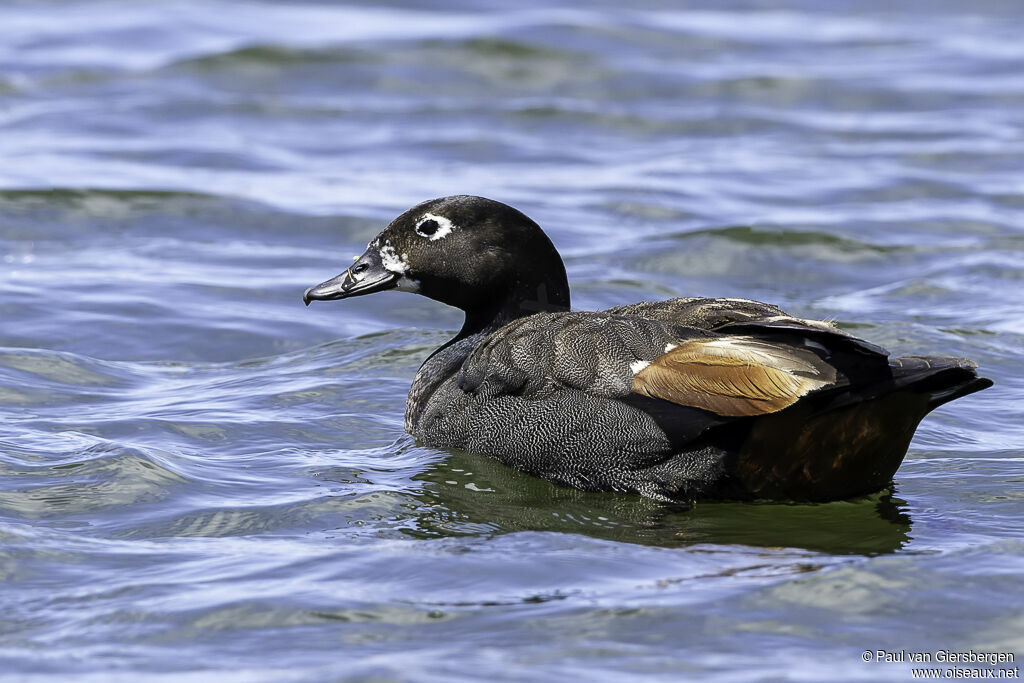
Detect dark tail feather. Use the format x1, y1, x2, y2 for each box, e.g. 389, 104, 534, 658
889, 355, 994, 411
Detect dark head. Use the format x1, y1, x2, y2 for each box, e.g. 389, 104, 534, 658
303, 195, 571, 334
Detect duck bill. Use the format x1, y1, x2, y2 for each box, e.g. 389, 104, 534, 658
303, 247, 399, 305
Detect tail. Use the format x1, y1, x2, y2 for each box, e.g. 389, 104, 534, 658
719, 354, 991, 501
889, 356, 993, 412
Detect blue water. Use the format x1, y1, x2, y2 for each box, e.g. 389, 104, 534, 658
1, 2, 1022, 680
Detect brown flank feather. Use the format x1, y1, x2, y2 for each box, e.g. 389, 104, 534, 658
631, 337, 839, 417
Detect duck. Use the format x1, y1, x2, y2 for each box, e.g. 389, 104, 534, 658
303, 195, 992, 502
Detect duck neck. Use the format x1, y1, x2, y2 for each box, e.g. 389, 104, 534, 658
411, 274, 569, 393
409, 265, 570, 431
457, 276, 572, 340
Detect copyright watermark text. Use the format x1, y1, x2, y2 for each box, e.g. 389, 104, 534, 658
861, 650, 1018, 679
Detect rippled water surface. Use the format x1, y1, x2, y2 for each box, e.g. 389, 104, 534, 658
2, 1, 1023, 680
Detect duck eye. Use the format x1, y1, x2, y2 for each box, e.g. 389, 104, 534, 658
416, 219, 440, 237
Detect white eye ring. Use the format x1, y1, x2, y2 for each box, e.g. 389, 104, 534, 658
415, 213, 455, 240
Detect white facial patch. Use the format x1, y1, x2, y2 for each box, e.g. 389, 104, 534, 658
378, 241, 410, 274
415, 213, 455, 241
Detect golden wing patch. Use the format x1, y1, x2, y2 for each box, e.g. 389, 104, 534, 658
631, 337, 839, 417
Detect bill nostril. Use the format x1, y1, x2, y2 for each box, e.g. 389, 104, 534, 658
352, 262, 369, 274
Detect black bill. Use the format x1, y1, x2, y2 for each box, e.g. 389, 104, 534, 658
303, 246, 399, 305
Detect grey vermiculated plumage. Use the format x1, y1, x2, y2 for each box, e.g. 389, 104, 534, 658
304, 195, 993, 502
409, 310, 711, 499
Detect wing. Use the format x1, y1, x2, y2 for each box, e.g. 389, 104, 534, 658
456, 302, 889, 422
603, 297, 788, 330
630, 336, 837, 417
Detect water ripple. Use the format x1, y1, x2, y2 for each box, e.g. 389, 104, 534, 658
1, 0, 1022, 679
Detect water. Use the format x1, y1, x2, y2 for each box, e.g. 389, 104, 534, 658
1, 1, 1022, 680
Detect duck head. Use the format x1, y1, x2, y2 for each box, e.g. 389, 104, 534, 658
304, 195, 571, 334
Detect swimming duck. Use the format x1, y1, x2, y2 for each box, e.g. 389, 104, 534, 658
304, 195, 992, 502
